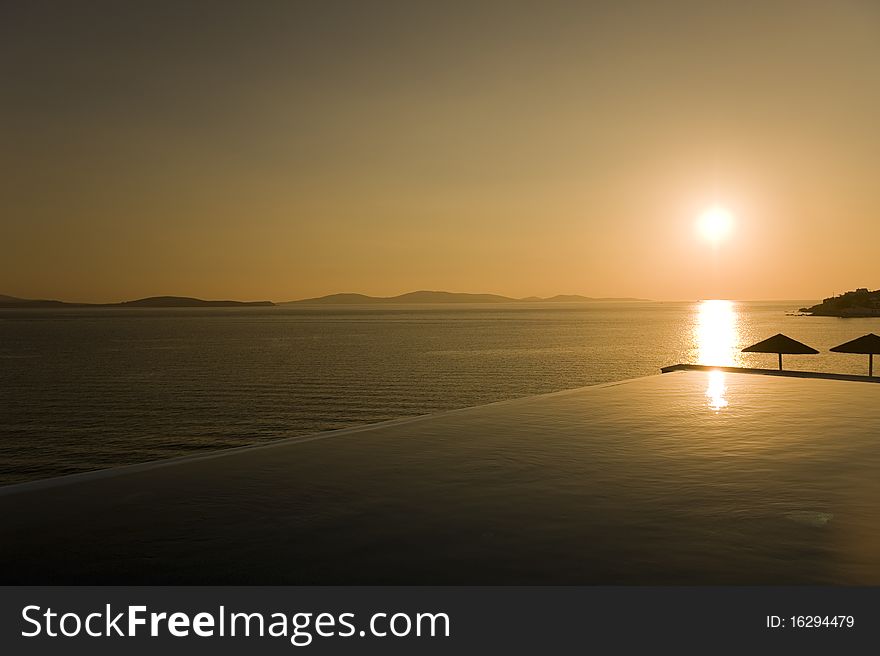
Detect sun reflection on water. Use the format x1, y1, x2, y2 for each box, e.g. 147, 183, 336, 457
696, 300, 741, 367
706, 370, 729, 411
695, 300, 741, 411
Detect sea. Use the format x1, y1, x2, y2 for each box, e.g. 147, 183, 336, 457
2, 300, 878, 486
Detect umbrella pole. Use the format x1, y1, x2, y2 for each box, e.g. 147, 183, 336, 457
778, 353, 783, 371
870, 353, 874, 377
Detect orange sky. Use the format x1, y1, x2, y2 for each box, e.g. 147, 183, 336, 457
4, 1, 879, 302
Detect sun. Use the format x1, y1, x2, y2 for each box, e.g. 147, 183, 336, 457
697, 206, 734, 244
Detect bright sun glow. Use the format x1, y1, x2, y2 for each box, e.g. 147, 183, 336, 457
697, 206, 734, 244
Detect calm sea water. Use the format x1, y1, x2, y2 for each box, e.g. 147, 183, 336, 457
1, 300, 878, 485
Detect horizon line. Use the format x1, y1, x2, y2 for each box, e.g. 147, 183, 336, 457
1, 290, 831, 306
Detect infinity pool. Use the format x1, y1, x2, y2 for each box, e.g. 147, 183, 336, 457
2, 370, 878, 584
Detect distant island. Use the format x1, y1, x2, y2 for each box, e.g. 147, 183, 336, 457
800, 288, 880, 317
0, 295, 275, 308
1, 291, 647, 309
284, 291, 648, 304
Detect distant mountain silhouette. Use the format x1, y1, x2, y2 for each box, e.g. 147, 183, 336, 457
543, 294, 609, 302
0, 294, 69, 307
0, 295, 274, 308
285, 290, 647, 304
288, 293, 380, 304
2, 291, 646, 309
119, 296, 274, 307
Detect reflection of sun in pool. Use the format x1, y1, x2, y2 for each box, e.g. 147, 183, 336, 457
706, 370, 728, 411
696, 205, 734, 244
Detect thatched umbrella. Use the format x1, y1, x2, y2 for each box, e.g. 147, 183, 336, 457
741, 333, 819, 371
830, 333, 880, 377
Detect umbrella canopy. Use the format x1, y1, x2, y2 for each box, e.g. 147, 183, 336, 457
741, 333, 819, 370
830, 333, 880, 376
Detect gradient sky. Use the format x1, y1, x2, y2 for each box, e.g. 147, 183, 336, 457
3, 1, 879, 302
